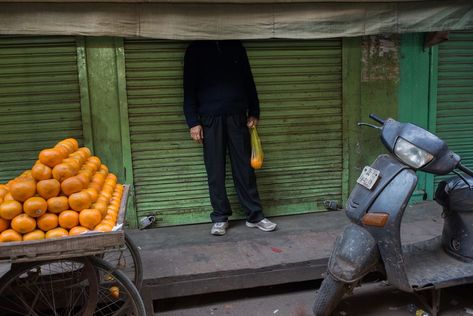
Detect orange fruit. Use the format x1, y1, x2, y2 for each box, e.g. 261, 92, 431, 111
58, 210, 79, 229
68, 153, 84, 163
79, 167, 94, 178
86, 161, 100, 172
109, 286, 120, 299
37, 179, 61, 199
37, 213, 59, 231
70, 151, 87, 164
106, 173, 117, 183
104, 213, 117, 221
45, 227, 68, 239
54, 145, 70, 159
47, 196, 69, 213
110, 201, 120, 210
93, 202, 108, 218
88, 156, 101, 168
101, 219, 116, 227
85, 188, 98, 203
92, 173, 105, 184
96, 197, 110, 207
61, 176, 84, 196
69, 226, 89, 236
99, 164, 109, 175
0, 186, 8, 199
76, 173, 90, 188
56, 141, 74, 153
23, 197, 48, 217
0, 229, 22, 242
39, 148, 63, 168
55, 139, 73, 152
94, 223, 113, 232
9, 178, 36, 202
11, 214, 36, 234
78, 147, 92, 159
69, 191, 92, 212
19, 170, 34, 180
0, 200, 23, 220
23, 229, 45, 241
63, 138, 79, 151
79, 208, 101, 229
80, 164, 95, 176
100, 190, 112, 201
3, 192, 14, 201
52, 163, 77, 182
31, 163, 52, 181
88, 182, 102, 192
0, 218, 10, 232
62, 158, 81, 171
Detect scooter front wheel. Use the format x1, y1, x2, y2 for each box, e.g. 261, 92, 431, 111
313, 273, 350, 316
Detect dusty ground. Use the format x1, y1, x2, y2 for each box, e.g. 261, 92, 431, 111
155, 281, 473, 316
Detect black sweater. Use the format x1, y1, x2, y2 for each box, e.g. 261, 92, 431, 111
183, 40, 260, 128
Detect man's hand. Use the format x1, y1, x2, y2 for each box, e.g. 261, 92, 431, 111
190, 125, 204, 144
247, 116, 259, 128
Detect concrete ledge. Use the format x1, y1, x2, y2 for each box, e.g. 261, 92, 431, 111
127, 201, 443, 315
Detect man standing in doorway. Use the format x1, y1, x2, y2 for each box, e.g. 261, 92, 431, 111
183, 40, 277, 236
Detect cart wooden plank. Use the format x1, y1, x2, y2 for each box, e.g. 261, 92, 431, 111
0, 185, 130, 263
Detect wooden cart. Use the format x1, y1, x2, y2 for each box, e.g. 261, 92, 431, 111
0, 185, 146, 316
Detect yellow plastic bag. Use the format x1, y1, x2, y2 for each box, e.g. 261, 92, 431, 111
250, 127, 264, 169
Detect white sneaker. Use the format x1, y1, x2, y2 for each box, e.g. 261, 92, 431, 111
246, 218, 277, 232
211, 222, 229, 236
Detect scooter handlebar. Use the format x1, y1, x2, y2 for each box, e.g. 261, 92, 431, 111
369, 114, 385, 125
458, 163, 473, 178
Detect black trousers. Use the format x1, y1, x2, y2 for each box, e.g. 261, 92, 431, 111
202, 113, 265, 223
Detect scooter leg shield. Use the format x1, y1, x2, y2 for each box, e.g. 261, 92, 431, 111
328, 224, 380, 283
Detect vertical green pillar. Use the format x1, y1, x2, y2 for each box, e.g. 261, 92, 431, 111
398, 33, 432, 201
343, 35, 400, 195
359, 35, 399, 168
84, 37, 138, 227
342, 37, 362, 195
85, 37, 124, 179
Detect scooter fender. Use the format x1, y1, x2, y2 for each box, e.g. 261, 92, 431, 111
328, 224, 379, 283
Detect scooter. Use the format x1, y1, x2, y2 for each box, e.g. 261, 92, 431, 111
313, 114, 473, 316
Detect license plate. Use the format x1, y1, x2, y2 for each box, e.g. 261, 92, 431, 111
357, 166, 380, 190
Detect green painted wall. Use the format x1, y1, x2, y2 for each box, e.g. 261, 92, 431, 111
83, 37, 124, 181
81, 37, 138, 227
344, 35, 400, 191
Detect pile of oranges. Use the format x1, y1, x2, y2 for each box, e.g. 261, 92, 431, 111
0, 138, 124, 242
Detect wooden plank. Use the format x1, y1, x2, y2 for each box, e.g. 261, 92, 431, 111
0, 232, 124, 262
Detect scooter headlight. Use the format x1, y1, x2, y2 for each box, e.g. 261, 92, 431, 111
394, 137, 433, 169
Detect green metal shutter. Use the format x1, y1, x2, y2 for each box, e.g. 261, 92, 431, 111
435, 31, 473, 187
124, 39, 342, 226
0, 36, 84, 183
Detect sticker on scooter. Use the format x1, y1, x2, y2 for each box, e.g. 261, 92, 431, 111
357, 166, 380, 190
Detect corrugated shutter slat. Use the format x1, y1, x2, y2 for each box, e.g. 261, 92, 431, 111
0, 36, 83, 183
435, 31, 473, 187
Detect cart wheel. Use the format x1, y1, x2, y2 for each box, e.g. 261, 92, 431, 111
89, 256, 146, 316
102, 231, 143, 290
0, 256, 99, 316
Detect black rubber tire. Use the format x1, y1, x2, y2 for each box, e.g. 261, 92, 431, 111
313, 274, 349, 316
124, 231, 143, 291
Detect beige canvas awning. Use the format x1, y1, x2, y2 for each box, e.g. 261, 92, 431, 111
0, 1, 472, 39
